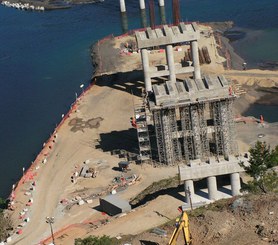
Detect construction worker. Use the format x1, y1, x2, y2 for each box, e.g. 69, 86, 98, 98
131, 117, 137, 128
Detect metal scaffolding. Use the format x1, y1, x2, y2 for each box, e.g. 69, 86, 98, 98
180, 106, 193, 162
136, 87, 237, 166
210, 98, 236, 160
210, 101, 224, 158
153, 110, 166, 164
135, 103, 152, 163
169, 108, 182, 162
198, 103, 210, 160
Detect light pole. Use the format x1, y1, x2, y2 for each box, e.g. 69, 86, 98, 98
46, 216, 55, 245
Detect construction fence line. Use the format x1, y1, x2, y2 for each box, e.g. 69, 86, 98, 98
7, 77, 97, 242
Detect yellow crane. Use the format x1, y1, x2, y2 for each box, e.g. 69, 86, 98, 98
168, 207, 192, 245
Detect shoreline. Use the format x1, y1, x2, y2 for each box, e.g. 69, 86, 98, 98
0, 0, 102, 11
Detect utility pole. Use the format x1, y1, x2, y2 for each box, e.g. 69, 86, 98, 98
46, 216, 55, 245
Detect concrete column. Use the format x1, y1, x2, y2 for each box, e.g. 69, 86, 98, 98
121, 12, 128, 33
166, 45, 176, 82
159, 6, 166, 25
119, 0, 126, 12
230, 172, 241, 196
141, 49, 152, 92
159, 0, 164, 7
207, 176, 218, 200
191, 40, 201, 80
140, 9, 147, 28
184, 180, 195, 204
139, 0, 145, 10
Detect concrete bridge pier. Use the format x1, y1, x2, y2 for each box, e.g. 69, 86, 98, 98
207, 176, 218, 200
119, 0, 126, 13
139, 0, 145, 10
184, 180, 195, 204
141, 49, 152, 92
158, 0, 165, 7
120, 12, 128, 33
166, 45, 176, 82
230, 172, 241, 196
140, 9, 147, 28
191, 40, 201, 80
159, 6, 166, 25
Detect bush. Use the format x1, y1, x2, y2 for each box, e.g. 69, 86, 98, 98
240, 141, 278, 193
0, 213, 13, 242
74, 235, 118, 245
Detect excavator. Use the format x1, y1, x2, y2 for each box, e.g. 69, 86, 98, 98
168, 207, 192, 245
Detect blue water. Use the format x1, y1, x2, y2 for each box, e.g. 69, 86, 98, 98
0, 0, 277, 197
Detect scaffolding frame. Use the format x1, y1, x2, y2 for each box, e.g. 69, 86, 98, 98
137, 94, 237, 165
180, 106, 193, 162
135, 100, 152, 163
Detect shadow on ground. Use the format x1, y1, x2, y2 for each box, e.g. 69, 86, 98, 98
95, 128, 139, 160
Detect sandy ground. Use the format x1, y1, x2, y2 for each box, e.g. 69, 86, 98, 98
6, 23, 278, 245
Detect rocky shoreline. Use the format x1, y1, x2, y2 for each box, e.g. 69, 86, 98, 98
0, 0, 103, 11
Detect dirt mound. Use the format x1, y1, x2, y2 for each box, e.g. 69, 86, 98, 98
126, 194, 278, 245
190, 194, 278, 245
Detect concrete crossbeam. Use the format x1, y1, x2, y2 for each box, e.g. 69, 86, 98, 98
149, 66, 194, 78
135, 22, 200, 49
178, 158, 247, 181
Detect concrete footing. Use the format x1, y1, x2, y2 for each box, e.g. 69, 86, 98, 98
230, 172, 241, 196
207, 176, 218, 200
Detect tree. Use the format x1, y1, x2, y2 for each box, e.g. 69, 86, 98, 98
74, 235, 118, 245
240, 141, 278, 193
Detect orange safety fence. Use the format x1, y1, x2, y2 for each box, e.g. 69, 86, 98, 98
10, 77, 97, 201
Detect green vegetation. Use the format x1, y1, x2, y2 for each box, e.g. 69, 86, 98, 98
74, 235, 119, 245
240, 141, 278, 194
0, 198, 12, 242
0, 198, 7, 212
130, 175, 179, 206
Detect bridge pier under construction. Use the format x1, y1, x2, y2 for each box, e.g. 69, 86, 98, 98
133, 22, 246, 202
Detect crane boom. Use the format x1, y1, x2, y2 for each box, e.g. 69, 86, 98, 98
168, 209, 192, 245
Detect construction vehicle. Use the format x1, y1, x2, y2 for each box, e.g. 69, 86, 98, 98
168, 207, 192, 245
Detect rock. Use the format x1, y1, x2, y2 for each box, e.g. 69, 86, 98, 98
78, 200, 85, 205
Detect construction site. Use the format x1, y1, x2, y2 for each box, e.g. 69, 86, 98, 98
3, 0, 278, 244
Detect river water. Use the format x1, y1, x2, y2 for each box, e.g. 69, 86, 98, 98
0, 0, 277, 197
